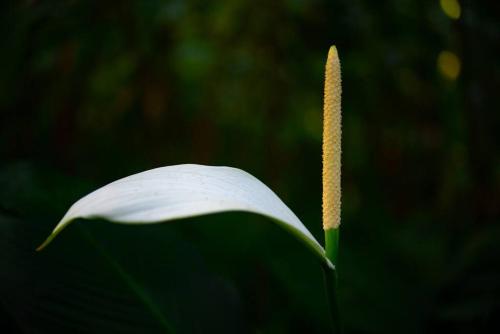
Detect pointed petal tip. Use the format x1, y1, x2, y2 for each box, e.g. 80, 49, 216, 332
35, 236, 51, 251
35, 221, 68, 251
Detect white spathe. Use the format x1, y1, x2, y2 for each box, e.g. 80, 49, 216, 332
39, 164, 329, 266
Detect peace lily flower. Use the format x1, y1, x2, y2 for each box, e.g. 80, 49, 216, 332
38, 46, 342, 329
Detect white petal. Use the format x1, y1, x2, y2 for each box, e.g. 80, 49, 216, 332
38, 164, 328, 264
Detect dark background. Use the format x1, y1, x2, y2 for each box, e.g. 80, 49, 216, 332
1, 0, 499, 333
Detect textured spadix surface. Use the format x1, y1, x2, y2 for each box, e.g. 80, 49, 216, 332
38, 164, 327, 263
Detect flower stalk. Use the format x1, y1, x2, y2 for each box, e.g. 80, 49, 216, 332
322, 45, 342, 333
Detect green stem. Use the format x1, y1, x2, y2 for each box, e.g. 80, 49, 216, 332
325, 227, 339, 264
324, 227, 341, 333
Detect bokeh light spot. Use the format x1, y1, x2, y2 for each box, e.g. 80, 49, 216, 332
440, 0, 461, 20
437, 51, 461, 80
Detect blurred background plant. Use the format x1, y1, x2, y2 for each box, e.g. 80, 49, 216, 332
1, 0, 499, 333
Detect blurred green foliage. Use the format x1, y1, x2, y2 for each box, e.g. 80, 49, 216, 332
1, 0, 499, 333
